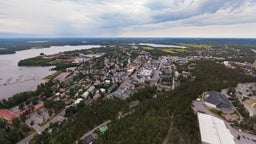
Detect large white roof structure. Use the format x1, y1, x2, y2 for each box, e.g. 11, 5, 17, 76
138, 69, 153, 76
197, 112, 235, 144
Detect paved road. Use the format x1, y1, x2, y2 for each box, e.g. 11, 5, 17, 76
227, 124, 256, 144
192, 100, 212, 115
79, 120, 111, 141
17, 132, 36, 144
78, 110, 135, 143
17, 110, 66, 144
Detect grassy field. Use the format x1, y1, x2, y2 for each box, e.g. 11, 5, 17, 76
161, 49, 176, 53
243, 98, 256, 114
142, 46, 155, 50
161, 48, 187, 54
178, 43, 212, 49
142, 46, 188, 54
244, 98, 256, 105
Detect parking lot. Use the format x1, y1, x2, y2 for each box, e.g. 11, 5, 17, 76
25, 108, 50, 131
227, 124, 256, 144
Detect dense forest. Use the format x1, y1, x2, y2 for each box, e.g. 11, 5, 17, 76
0, 116, 32, 144
94, 60, 253, 144
30, 99, 129, 144
28, 60, 254, 144
18, 57, 54, 66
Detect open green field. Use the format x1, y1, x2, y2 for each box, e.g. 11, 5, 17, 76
161, 49, 176, 53
178, 43, 212, 49
142, 46, 155, 50
161, 48, 187, 54
142, 46, 187, 54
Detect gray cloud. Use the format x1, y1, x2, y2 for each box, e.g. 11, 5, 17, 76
0, 0, 255, 37
146, 0, 244, 23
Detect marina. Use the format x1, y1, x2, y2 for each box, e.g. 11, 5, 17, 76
0, 45, 101, 100
0, 74, 40, 87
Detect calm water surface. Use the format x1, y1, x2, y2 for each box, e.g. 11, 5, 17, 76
0, 45, 100, 100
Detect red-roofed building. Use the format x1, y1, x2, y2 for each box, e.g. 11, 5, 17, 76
0, 109, 18, 124
20, 102, 44, 115
34, 102, 44, 111
93, 93, 101, 101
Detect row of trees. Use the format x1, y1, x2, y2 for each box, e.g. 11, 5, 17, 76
0, 91, 35, 109
44, 100, 65, 113
239, 116, 256, 134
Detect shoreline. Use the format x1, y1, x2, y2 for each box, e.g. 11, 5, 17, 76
0, 44, 102, 55
0, 45, 101, 100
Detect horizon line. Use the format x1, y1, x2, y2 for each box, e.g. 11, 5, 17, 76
0, 37, 256, 39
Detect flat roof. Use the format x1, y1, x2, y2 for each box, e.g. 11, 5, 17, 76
99, 125, 108, 133
74, 98, 83, 104
197, 113, 235, 144
139, 69, 153, 76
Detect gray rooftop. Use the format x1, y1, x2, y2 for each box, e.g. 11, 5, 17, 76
205, 91, 232, 110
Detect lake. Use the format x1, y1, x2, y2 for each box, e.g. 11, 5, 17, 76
0, 45, 101, 100
139, 43, 186, 48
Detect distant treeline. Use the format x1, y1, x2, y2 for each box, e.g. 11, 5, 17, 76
0, 49, 16, 54
1, 38, 256, 55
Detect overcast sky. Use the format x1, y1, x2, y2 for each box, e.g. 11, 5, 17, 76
0, 0, 255, 38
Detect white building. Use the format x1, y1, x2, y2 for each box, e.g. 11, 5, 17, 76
82, 91, 89, 99
197, 112, 235, 144
87, 86, 96, 93
81, 86, 96, 99
137, 69, 153, 79
100, 88, 106, 93
74, 98, 83, 105
104, 79, 111, 84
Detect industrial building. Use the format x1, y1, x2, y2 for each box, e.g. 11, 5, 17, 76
197, 112, 235, 144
